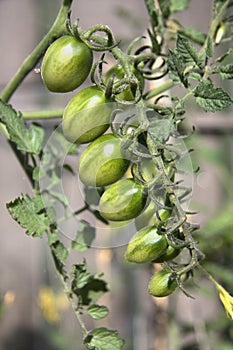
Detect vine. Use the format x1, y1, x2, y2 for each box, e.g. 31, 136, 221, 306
0, 0, 233, 349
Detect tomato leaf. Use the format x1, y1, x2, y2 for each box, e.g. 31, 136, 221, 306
215, 64, 233, 80
51, 240, 69, 264
170, 0, 191, 13
0, 100, 44, 154
6, 194, 54, 238
84, 327, 125, 350
194, 80, 232, 112
71, 261, 108, 306
167, 50, 188, 87
176, 34, 203, 68
87, 304, 109, 320
178, 26, 206, 45
72, 220, 95, 252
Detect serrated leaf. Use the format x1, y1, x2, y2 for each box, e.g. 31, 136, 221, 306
85, 327, 125, 350
72, 220, 95, 252
49, 190, 69, 207
51, 241, 68, 264
147, 111, 175, 143
47, 232, 59, 246
194, 80, 232, 112
168, 50, 188, 87
0, 100, 44, 154
217, 64, 233, 79
170, 0, 191, 12
7, 194, 53, 237
179, 27, 206, 45
71, 263, 108, 306
176, 34, 203, 67
71, 262, 92, 289
87, 304, 109, 320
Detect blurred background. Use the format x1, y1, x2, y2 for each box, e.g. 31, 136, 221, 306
0, 0, 233, 349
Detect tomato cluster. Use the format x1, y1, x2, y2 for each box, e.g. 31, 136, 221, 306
41, 34, 182, 298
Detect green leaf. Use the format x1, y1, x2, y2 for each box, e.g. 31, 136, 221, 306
147, 111, 175, 143
72, 220, 95, 252
158, 0, 171, 19
216, 48, 233, 63
145, 0, 159, 27
71, 262, 108, 306
194, 80, 232, 112
0, 100, 44, 154
7, 194, 53, 238
51, 241, 68, 264
176, 34, 203, 67
178, 27, 206, 45
206, 36, 214, 58
167, 50, 188, 87
87, 304, 109, 320
170, 0, 191, 12
216, 64, 233, 79
85, 328, 125, 350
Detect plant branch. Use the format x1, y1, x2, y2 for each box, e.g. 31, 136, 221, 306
0, 0, 73, 103
22, 109, 64, 120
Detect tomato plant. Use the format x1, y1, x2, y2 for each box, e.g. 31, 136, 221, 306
41, 35, 93, 92
1, 0, 233, 349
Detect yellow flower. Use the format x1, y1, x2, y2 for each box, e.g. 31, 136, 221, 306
38, 286, 69, 324
209, 275, 233, 320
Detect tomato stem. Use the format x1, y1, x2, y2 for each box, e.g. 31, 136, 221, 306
143, 79, 175, 100
0, 0, 73, 103
22, 109, 64, 120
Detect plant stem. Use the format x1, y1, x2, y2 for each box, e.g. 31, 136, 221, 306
22, 109, 64, 120
200, 0, 230, 57
143, 80, 175, 100
0, 0, 73, 103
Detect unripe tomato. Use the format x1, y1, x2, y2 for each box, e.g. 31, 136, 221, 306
135, 201, 171, 231
78, 134, 130, 187
152, 244, 181, 263
99, 178, 147, 221
62, 86, 114, 143
148, 268, 178, 297
41, 35, 93, 92
104, 64, 144, 101
125, 226, 168, 263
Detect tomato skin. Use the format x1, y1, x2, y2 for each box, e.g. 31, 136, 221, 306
99, 178, 147, 221
62, 86, 114, 143
104, 64, 144, 101
41, 35, 93, 92
78, 134, 130, 187
153, 245, 181, 263
125, 226, 168, 263
148, 268, 178, 297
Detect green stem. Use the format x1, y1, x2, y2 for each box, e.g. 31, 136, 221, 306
0, 0, 73, 103
144, 80, 175, 100
51, 251, 88, 337
200, 0, 230, 57
22, 109, 64, 120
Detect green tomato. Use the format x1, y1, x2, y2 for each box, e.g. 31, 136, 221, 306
148, 268, 178, 297
125, 226, 168, 264
152, 245, 181, 263
62, 86, 114, 144
99, 178, 147, 221
41, 35, 93, 92
135, 201, 171, 231
78, 134, 130, 187
104, 64, 144, 101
